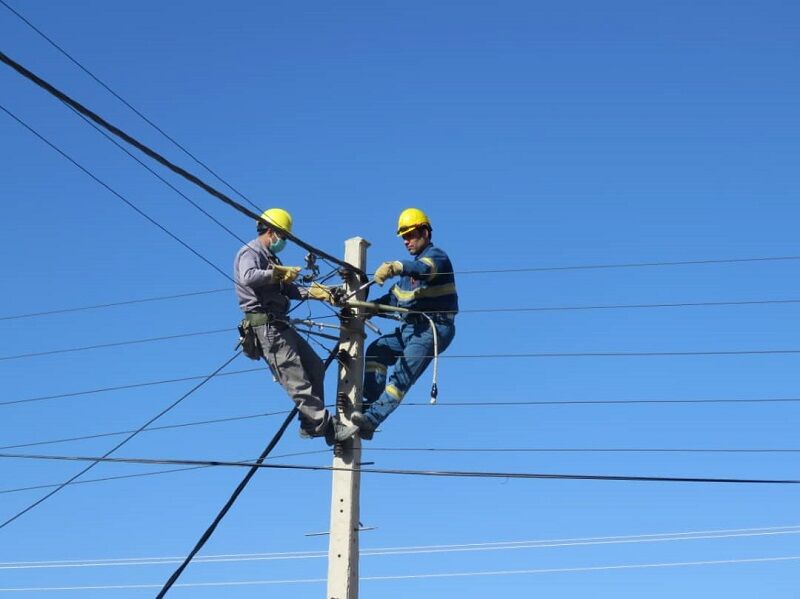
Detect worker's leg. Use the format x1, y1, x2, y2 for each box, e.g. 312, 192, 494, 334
256, 324, 331, 436
363, 320, 455, 428
363, 327, 404, 408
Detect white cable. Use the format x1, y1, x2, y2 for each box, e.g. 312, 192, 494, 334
420, 313, 439, 404
0, 556, 797, 591
2, 524, 798, 570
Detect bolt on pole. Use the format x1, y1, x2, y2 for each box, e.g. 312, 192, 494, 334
327, 237, 370, 599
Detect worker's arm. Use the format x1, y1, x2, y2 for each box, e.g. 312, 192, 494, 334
399, 254, 442, 281
237, 252, 300, 287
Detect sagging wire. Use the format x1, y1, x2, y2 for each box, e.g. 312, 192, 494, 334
0, 103, 233, 282
3, 452, 799, 485
155, 345, 341, 596
0, 0, 263, 214
0, 351, 245, 530
0, 50, 367, 279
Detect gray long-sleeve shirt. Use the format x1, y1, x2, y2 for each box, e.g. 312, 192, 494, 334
234, 239, 305, 315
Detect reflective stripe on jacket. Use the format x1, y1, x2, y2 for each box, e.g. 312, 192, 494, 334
377, 243, 458, 315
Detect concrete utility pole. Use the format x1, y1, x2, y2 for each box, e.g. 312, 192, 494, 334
327, 237, 370, 599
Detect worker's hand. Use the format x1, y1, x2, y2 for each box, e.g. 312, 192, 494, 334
272, 265, 301, 284
374, 261, 403, 285
307, 282, 336, 303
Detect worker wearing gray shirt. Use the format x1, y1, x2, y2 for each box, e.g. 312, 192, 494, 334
234, 208, 357, 444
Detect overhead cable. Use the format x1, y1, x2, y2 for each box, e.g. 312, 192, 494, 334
157, 409, 299, 597
450, 255, 800, 274
0, 410, 290, 451
4, 524, 799, 569
0, 450, 328, 496
366, 446, 800, 454
0, 50, 364, 278
2, 444, 797, 496
437, 349, 800, 359
404, 397, 800, 406
7, 291, 800, 324
0, 367, 261, 408
0, 328, 230, 362
7, 331, 800, 364
156, 346, 341, 597
69, 108, 250, 247
1, 556, 800, 591
0, 352, 243, 530
0, 103, 232, 282
2, 452, 798, 484
0, 0, 262, 212
0, 289, 228, 322
6, 367, 800, 409
5, 411, 800, 455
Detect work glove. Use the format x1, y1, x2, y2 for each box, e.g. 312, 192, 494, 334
272, 265, 301, 284
307, 282, 336, 304
374, 261, 403, 285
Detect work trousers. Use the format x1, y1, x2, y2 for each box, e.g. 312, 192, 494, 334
362, 317, 456, 427
254, 323, 330, 436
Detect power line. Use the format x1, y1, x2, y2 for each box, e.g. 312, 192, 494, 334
0, 323, 334, 363
6, 293, 800, 325
0, 352, 243, 530
0, 466, 210, 495
0, 289, 228, 322
0, 328, 231, 362
68, 107, 250, 248
6, 363, 800, 410
0, 367, 262, 408
0, 50, 364, 278
0, 103, 232, 282
5, 406, 800, 455
451, 255, 800, 275
5, 49, 800, 285
0, 450, 328, 496
157, 408, 299, 597
7, 329, 800, 363
2, 452, 798, 484
0, 0, 262, 212
4, 524, 798, 569
367, 446, 800, 454
438, 297, 800, 314
2, 440, 798, 495
0, 411, 290, 450
156, 346, 341, 596
405, 397, 800, 406
439, 349, 800, 359
1, 555, 798, 590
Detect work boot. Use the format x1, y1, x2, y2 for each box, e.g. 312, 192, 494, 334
350, 411, 376, 441
325, 420, 359, 445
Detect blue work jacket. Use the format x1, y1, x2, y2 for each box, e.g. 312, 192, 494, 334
375, 243, 459, 316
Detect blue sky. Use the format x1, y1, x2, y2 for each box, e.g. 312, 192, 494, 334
1, 0, 799, 596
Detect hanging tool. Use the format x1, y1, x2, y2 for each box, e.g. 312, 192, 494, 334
302, 253, 320, 282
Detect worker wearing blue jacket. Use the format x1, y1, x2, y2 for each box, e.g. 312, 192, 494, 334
351, 208, 458, 438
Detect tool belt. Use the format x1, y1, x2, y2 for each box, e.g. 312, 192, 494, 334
238, 312, 289, 360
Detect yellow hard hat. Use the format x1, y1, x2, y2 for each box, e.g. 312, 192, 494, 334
396, 208, 431, 236
258, 208, 293, 234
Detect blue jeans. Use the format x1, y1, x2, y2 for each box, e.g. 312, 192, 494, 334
362, 317, 456, 427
